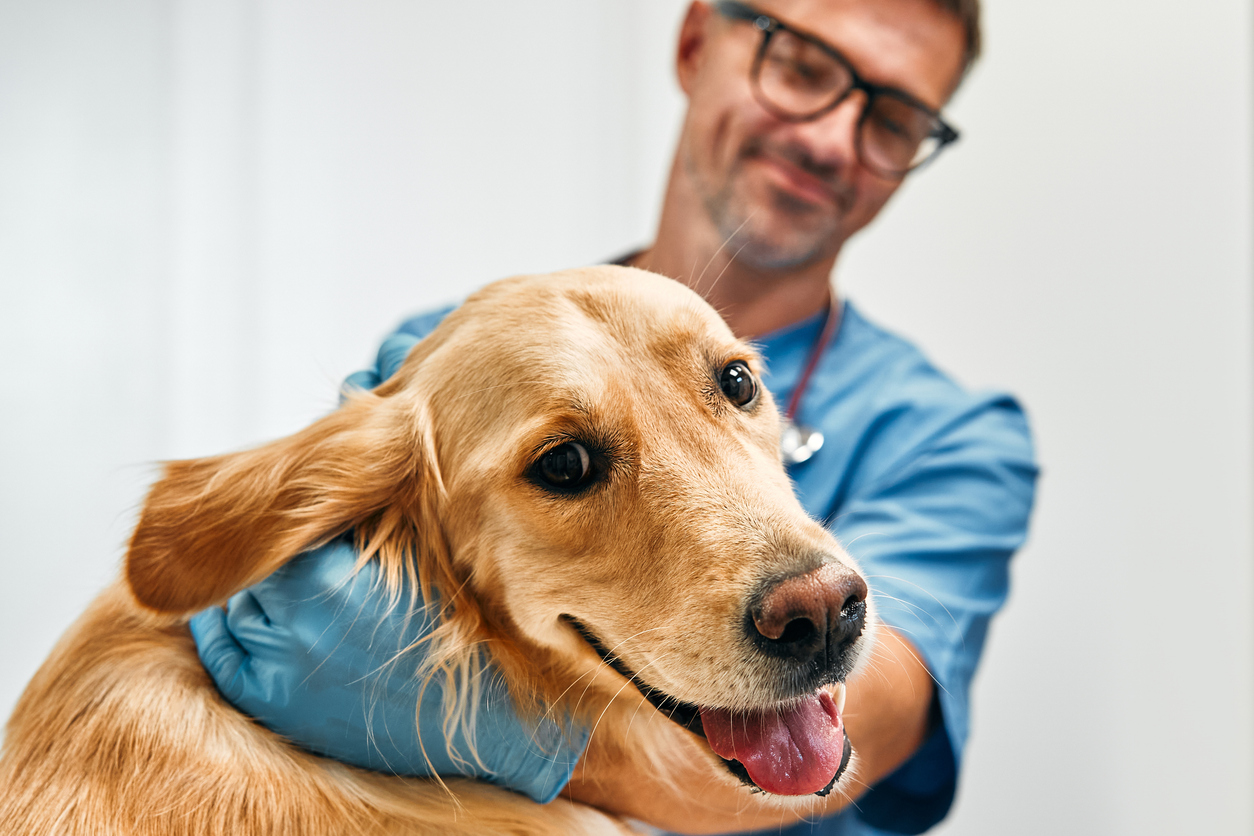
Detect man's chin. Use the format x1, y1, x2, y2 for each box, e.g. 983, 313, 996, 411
695, 172, 850, 272
716, 220, 841, 272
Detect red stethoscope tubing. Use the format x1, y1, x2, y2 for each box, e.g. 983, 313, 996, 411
784, 293, 841, 423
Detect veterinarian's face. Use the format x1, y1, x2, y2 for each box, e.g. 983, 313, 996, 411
676, 0, 965, 269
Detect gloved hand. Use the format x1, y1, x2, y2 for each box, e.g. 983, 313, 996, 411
189, 540, 587, 803
341, 330, 424, 393
188, 329, 590, 804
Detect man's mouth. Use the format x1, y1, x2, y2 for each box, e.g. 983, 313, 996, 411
758, 155, 843, 209
742, 137, 853, 213
562, 616, 853, 797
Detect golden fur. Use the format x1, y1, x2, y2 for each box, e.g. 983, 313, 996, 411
0, 266, 872, 835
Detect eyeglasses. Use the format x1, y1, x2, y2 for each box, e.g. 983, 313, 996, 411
713, 0, 959, 179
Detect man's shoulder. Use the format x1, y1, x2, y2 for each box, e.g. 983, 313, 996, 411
812, 302, 1036, 483
834, 302, 970, 404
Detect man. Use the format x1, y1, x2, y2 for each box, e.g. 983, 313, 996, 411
191, 1, 1035, 833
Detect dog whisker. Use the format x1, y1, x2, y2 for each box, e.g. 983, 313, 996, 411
862, 573, 962, 633
599, 625, 671, 661
701, 236, 754, 300
856, 623, 951, 702
866, 590, 957, 638
541, 667, 602, 722
585, 675, 646, 748
692, 209, 759, 295
608, 650, 678, 743
574, 674, 649, 785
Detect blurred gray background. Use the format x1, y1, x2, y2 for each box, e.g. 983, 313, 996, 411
2, 1, 1251, 833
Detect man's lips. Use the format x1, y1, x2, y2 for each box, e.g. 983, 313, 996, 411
562, 615, 852, 797
742, 144, 853, 213
756, 154, 841, 207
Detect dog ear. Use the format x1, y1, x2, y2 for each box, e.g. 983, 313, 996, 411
125, 390, 440, 615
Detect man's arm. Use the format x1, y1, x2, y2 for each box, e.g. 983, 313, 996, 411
563, 626, 934, 835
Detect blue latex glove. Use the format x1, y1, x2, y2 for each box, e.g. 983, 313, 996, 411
190, 540, 588, 804
189, 331, 590, 804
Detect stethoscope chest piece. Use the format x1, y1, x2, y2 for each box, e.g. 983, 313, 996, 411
781, 419, 825, 465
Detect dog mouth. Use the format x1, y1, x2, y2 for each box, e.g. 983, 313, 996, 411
561, 615, 853, 797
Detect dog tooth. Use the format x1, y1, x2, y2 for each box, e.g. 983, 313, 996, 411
835, 684, 847, 714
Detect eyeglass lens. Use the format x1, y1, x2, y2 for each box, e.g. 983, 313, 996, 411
755, 28, 943, 175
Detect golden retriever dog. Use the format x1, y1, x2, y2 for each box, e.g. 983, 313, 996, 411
0, 265, 874, 835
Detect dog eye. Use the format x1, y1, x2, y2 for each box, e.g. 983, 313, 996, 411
537, 442, 593, 490
719, 361, 757, 407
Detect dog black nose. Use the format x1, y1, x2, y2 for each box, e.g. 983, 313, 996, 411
748, 564, 868, 671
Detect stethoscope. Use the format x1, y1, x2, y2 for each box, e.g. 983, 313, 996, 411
779, 294, 841, 465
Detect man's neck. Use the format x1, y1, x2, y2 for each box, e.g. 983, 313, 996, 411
631, 243, 834, 340
628, 154, 839, 340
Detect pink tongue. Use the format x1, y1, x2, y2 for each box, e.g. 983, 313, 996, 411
699, 691, 844, 796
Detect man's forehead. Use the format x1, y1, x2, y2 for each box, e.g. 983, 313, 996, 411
746, 0, 966, 107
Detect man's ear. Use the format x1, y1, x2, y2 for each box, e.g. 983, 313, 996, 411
125, 390, 437, 615
676, 1, 714, 96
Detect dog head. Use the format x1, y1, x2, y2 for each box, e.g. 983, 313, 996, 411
126, 265, 874, 800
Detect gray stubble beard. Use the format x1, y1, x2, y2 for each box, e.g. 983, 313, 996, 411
687, 145, 847, 274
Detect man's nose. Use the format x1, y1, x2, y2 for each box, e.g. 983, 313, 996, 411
786, 91, 866, 170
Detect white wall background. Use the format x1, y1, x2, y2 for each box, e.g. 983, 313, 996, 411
1, 2, 1250, 834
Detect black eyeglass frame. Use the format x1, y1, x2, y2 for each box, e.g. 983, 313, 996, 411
713, 0, 959, 178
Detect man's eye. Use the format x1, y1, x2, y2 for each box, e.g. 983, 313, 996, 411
868, 103, 928, 142
789, 58, 821, 81
878, 115, 908, 137
775, 56, 833, 89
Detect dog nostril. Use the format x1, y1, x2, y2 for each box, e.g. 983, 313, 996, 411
839, 597, 867, 637
777, 618, 817, 646
840, 589, 865, 617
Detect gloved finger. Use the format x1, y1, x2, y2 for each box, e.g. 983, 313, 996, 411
376, 333, 421, 382
188, 606, 250, 704
342, 369, 381, 393
223, 587, 290, 655
341, 332, 420, 399
241, 540, 358, 615
300, 540, 376, 604
291, 544, 417, 641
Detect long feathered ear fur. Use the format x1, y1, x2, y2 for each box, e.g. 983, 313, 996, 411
125, 389, 442, 615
